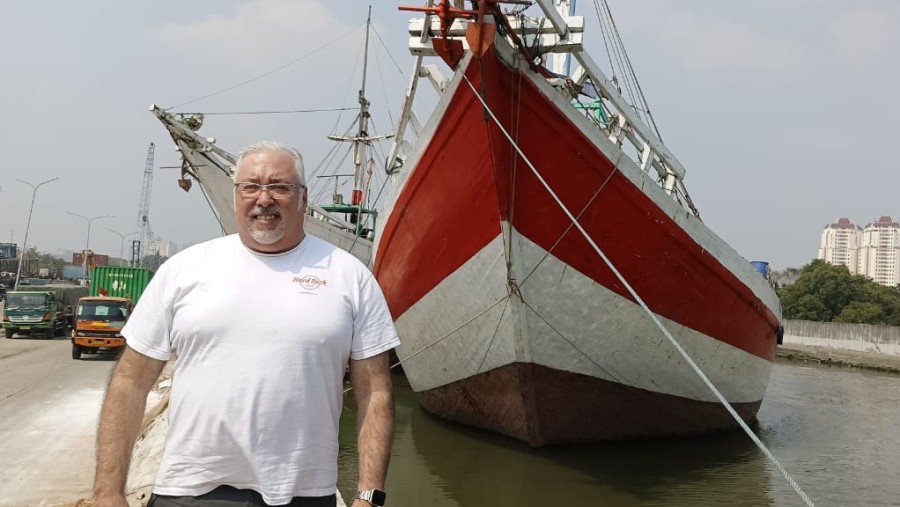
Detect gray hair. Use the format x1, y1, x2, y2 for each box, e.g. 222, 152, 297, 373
233, 141, 306, 186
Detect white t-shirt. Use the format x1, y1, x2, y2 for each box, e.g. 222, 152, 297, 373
122, 234, 400, 505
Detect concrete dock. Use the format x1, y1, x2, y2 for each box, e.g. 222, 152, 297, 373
780, 319, 900, 374
777, 343, 900, 374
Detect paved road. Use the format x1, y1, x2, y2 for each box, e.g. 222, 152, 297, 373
0, 333, 116, 506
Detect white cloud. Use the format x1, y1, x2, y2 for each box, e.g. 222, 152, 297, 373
658, 12, 803, 72
151, 0, 354, 63
829, 7, 896, 61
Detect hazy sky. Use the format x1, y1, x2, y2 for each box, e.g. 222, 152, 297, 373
1, 0, 897, 270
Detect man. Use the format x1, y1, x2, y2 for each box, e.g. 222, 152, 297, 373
94, 141, 399, 507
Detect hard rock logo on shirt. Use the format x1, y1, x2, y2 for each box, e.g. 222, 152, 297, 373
293, 275, 328, 291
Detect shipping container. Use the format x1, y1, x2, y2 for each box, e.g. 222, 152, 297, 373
89, 266, 153, 303
73, 253, 110, 266
13, 284, 89, 307
62, 264, 87, 280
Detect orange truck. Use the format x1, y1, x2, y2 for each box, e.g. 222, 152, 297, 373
71, 266, 153, 360
71, 297, 133, 359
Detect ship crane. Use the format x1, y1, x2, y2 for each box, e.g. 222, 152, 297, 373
131, 143, 155, 267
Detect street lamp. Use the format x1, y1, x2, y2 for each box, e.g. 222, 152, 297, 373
67, 212, 114, 251
108, 229, 136, 266
14, 177, 60, 290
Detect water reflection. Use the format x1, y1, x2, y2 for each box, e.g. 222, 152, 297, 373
338, 363, 900, 506
407, 406, 774, 506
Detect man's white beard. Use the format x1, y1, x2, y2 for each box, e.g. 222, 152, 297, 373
247, 204, 285, 244
248, 222, 284, 244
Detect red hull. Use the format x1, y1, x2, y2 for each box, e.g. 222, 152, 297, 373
376, 46, 778, 362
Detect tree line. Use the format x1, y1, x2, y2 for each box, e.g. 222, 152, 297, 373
776, 259, 900, 326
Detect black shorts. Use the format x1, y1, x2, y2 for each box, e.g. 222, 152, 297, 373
147, 485, 337, 507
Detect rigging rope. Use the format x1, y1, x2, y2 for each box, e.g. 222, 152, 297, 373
371, 48, 397, 132
517, 154, 619, 289
168, 23, 365, 110
593, 0, 617, 86
505, 57, 525, 265
392, 294, 512, 370
476, 298, 511, 374
599, 0, 663, 141
371, 24, 407, 77
186, 108, 358, 116
592, 0, 637, 115
460, 73, 815, 507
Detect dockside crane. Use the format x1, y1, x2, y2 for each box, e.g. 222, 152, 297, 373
131, 143, 155, 267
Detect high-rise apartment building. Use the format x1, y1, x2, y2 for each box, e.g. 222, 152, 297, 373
857, 216, 900, 287
818, 218, 862, 273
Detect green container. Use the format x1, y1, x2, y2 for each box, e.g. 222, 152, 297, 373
89, 267, 154, 303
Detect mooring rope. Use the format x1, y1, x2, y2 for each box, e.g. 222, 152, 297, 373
461, 74, 815, 507
344, 293, 513, 394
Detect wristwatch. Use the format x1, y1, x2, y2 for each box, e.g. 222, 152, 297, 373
355, 488, 387, 506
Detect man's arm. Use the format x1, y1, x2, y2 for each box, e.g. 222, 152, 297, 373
93, 347, 166, 506
348, 350, 394, 504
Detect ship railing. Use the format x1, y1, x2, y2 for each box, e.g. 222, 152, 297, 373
308, 204, 376, 236
403, 2, 697, 215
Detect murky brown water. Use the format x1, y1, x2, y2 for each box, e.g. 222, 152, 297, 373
338, 361, 900, 506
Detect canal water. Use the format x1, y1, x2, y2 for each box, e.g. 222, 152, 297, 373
337, 361, 900, 506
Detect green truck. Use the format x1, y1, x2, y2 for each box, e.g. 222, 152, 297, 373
71, 266, 153, 359
3, 284, 89, 338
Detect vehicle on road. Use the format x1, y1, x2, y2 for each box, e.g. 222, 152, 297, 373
71, 266, 153, 359
2, 284, 88, 339
71, 297, 132, 359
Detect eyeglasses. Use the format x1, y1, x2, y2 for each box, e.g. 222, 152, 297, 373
234, 182, 305, 199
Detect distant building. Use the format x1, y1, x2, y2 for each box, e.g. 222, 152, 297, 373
857, 216, 900, 287
147, 239, 177, 258
818, 218, 862, 273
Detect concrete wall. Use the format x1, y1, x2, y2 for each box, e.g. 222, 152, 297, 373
783, 320, 900, 356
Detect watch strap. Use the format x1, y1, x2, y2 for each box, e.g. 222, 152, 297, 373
355, 488, 386, 506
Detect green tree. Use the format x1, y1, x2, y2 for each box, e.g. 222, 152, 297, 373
778, 259, 900, 325
834, 302, 883, 324
787, 294, 830, 321
778, 260, 855, 320
855, 283, 900, 325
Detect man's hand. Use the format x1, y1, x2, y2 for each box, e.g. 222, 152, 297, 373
349, 351, 393, 505
93, 347, 165, 505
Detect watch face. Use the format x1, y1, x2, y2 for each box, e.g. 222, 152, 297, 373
371, 489, 387, 505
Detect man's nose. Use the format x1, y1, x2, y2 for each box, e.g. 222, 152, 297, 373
255, 188, 276, 206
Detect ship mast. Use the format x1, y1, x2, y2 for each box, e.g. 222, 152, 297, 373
352, 5, 373, 207
324, 5, 390, 236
